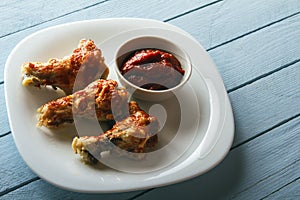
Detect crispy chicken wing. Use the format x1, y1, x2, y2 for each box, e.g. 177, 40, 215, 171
72, 102, 159, 164
22, 39, 109, 94
37, 79, 129, 128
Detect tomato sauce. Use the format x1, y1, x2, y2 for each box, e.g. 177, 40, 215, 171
120, 49, 185, 90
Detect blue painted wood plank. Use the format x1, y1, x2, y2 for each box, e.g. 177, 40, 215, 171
0, 85, 9, 135
211, 14, 300, 91
230, 61, 300, 146
0, 179, 143, 200
170, 0, 300, 50
58, 0, 215, 21
0, 0, 104, 37
0, 134, 36, 195
233, 160, 300, 199
131, 116, 300, 200
265, 178, 300, 200
0, 0, 216, 83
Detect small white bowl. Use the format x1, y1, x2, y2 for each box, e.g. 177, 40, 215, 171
114, 36, 192, 102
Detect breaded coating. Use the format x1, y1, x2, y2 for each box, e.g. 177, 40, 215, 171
22, 39, 109, 94
72, 102, 159, 164
37, 79, 129, 128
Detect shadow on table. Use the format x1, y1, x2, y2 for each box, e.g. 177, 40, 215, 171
1, 148, 243, 200
142, 148, 245, 200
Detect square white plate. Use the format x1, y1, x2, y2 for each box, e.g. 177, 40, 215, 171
5, 18, 234, 193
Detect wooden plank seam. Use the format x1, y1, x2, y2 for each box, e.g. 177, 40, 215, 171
263, 176, 300, 199
0, 177, 40, 197
163, 0, 223, 22
207, 11, 300, 51
0, 0, 111, 40
231, 112, 300, 150
227, 58, 300, 94
0, 131, 10, 138
230, 158, 300, 199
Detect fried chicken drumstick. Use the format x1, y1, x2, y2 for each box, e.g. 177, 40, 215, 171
22, 39, 109, 94
37, 79, 129, 128
72, 101, 159, 164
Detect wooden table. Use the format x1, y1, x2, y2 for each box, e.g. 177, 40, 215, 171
1, 0, 299, 199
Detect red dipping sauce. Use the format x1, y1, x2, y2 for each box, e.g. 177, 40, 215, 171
120, 49, 185, 90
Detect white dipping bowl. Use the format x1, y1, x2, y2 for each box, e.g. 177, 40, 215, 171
114, 36, 192, 102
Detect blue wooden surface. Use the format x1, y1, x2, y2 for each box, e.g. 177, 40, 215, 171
1, 0, 300, 199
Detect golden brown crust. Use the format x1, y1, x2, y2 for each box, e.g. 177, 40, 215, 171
22, 39, 109, 95
37, 79, 129, 128
72, 103, 159, 164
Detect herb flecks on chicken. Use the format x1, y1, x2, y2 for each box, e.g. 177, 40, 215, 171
37, 79, 129, 128
22, 39, 109, 95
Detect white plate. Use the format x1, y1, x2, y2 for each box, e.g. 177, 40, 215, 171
4, 18, 234, 193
